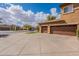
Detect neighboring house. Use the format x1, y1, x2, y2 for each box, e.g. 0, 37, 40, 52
0, 23, 22, 31
39, 3, 79, 36
0, 23, 10, 31
0, 19, 22, 31
0, 18, 10, 31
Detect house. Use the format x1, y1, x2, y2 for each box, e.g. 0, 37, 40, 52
0, 23, 10, 30
0, 22, 21, 31
0, 23, 17, 31
0, 18, 23, 31
0, 19, 10, 30
39, 3, 79, 36
0, 23, 23, 31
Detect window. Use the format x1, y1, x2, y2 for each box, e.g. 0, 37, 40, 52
64, 4, 73, 13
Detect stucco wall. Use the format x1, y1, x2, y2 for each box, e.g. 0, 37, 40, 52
61, 4, 79, 24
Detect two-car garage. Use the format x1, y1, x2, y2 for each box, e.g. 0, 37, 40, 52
40, 24, 77, 36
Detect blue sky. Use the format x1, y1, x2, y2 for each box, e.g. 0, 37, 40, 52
13, 3, 61, 13
0, 3, 62, 27
0, 3, 61, 13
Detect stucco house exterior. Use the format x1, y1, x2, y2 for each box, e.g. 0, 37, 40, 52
39, 3, 79, 36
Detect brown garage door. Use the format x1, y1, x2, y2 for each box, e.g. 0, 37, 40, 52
50, 25, 77, 36
41, 26, 48, 33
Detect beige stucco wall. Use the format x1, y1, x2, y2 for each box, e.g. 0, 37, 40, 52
48, 25, 50, 34
61, 4, 79, 24
39, 26, 41, 33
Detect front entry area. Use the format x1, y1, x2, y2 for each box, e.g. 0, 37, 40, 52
50, 25, 77, 36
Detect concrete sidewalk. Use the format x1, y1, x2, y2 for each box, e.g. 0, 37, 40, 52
0, 32, 79, 56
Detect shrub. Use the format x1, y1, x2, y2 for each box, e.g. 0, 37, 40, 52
76, 29, 79, 38
78, 30, 79, 37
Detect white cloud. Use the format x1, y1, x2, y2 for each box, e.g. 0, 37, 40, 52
26, 10, 34, 16
35, 12, 49, 23
0, 3, 49, 27
56, 13, 61, 19
50, 8, 61, 19
50, 8, 58, 16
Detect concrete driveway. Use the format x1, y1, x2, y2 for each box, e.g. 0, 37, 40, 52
0, 32, 79, 56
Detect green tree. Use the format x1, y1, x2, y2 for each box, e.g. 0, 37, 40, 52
27, 25, 32, 30
47, 15, 56, 21
47, 15, 51, 20
23, 25, 32, 30
35, 26, 39, 32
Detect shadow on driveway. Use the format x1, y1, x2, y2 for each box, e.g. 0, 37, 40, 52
0, 34, 9, 38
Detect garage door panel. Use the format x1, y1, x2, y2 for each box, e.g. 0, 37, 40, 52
50, 25, 77, 36
52, 31, 76, 36
41, 26, 48, 33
